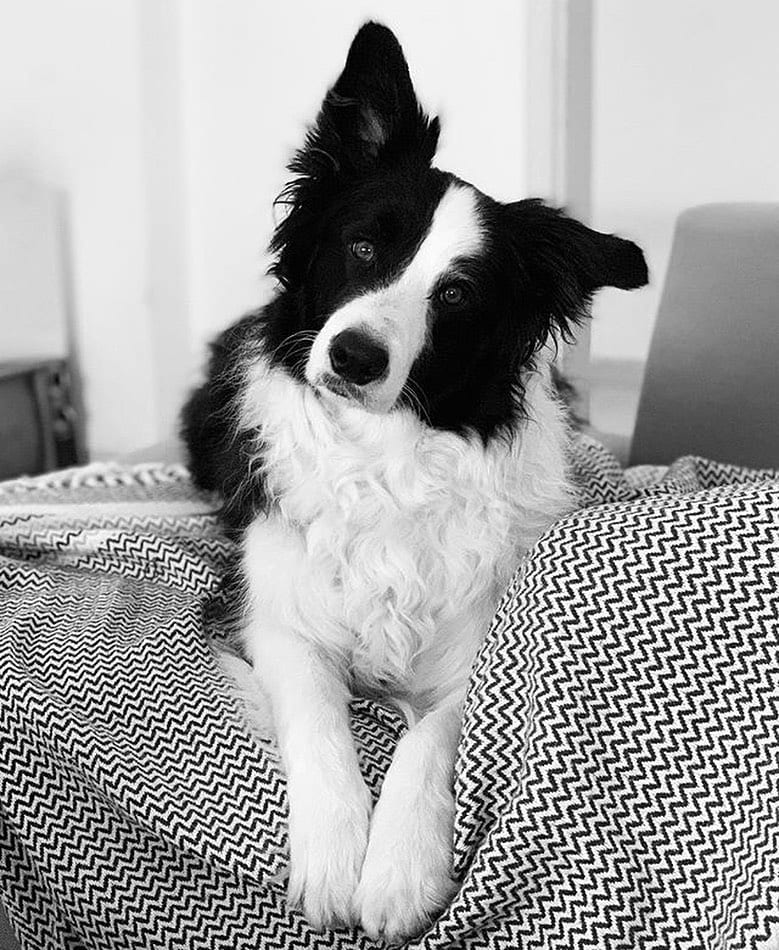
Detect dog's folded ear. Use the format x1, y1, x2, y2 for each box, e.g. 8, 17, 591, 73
570, 223, 649, 293
507, 199, 649, 337
300, 22, 440, 177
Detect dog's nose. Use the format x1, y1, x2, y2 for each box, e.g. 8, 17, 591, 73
329, 329, 389, 385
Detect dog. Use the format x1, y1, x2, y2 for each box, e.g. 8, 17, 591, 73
181, 22, 647, 942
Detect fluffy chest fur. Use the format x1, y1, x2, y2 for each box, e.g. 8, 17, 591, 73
239, 355, 573, 702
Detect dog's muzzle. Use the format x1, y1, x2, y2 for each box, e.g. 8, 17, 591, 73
329, 329, 389, 386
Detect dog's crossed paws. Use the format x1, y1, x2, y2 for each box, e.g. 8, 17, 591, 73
287, 768, 457, 942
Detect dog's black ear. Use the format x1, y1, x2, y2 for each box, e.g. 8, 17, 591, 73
270, 23, 439, 287
302, 22, 439, 175
507, 199, 648, 338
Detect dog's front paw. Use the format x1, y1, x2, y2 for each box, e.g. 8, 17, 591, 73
354, 785, 457, 943
287, 771, 372, 929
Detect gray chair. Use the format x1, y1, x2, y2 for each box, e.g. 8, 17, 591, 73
629, 203, 779, 468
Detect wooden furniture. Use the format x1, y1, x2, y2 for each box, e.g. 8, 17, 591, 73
0, 358, 85, 479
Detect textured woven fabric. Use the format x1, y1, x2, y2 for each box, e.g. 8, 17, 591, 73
1, 440, 777, 949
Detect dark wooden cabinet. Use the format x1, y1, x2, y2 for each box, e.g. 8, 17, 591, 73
0, 359, 86, 479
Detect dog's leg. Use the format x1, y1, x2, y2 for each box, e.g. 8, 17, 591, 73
354, 690, 463, 943
242, 519, 371, 929
250, 620, 372, 928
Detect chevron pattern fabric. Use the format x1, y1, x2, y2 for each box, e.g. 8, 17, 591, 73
1, 441, 777, 949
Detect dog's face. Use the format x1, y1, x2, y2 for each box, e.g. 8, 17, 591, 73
268, 23, 648, 438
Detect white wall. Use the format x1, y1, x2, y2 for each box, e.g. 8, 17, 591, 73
590, 0, 779, 361
0, 0, 158, 456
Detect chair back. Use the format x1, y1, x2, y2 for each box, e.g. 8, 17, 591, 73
630, 203, 779, 468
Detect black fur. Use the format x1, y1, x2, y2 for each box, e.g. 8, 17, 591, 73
181, 309, 273, 536
181, 22, 648, 532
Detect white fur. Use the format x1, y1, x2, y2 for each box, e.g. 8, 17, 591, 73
241, 355, 570, 703
233, 343, 573, 939
306, 183, 484, 413
354, 697, 461, 941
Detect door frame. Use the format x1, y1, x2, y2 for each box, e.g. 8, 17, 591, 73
525, 0, 595, 416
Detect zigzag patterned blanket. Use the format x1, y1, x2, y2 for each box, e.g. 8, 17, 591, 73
1, 438, 777, 949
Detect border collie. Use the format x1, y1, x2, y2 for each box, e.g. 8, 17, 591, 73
182, 22, 647, 942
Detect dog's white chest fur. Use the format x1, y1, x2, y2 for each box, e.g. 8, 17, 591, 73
240, 357, 572, 706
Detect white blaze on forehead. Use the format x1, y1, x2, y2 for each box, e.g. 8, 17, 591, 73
402, 182, 484, 289
305, 182, 484, 413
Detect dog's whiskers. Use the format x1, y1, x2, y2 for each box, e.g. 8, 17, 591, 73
269, 330, 318, 364
399, 379, 431, 424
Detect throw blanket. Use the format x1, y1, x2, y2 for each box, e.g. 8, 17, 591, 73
1, 439, 777, 949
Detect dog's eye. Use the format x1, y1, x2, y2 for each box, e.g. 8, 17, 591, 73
350, 240, 375, 263
438, 284, 465, 306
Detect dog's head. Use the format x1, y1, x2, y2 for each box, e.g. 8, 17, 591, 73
268, 22, 647, 438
